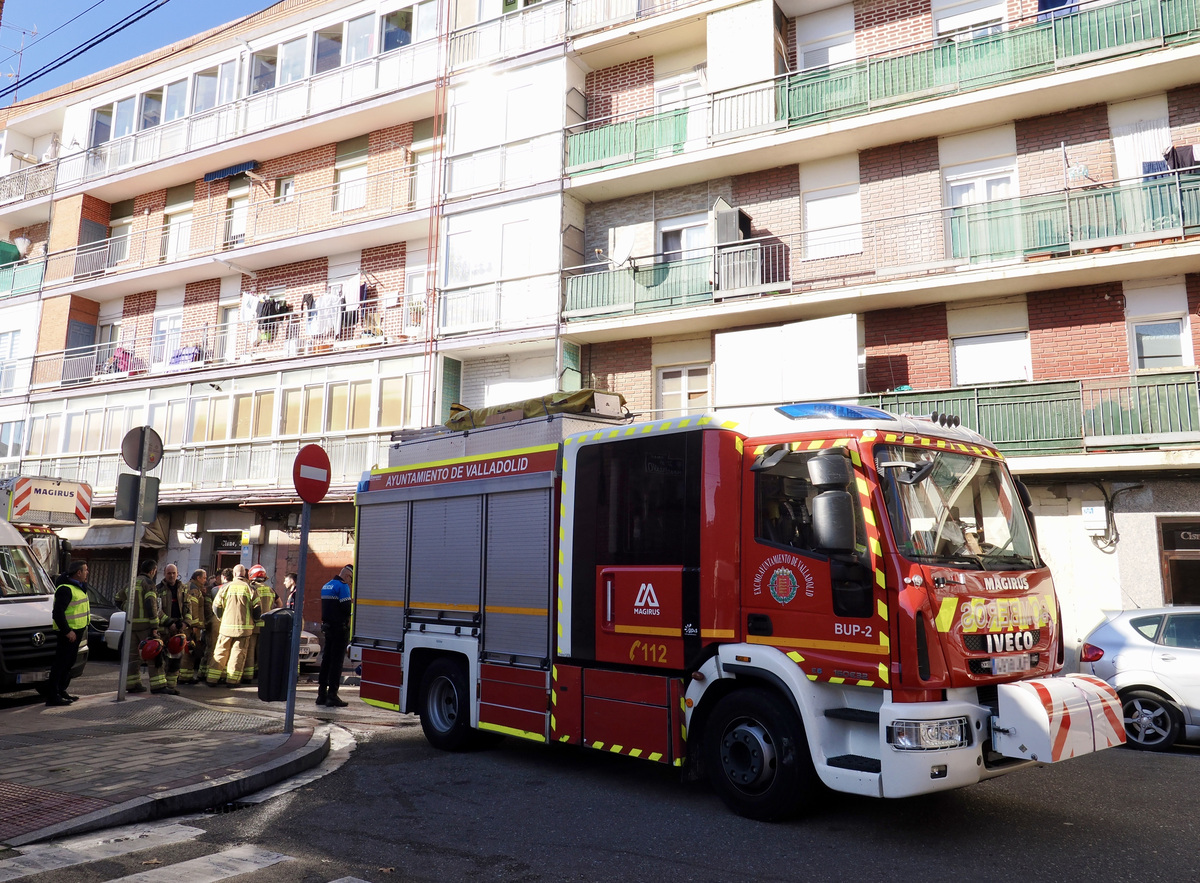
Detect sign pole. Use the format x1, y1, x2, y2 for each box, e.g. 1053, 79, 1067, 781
283, 501, 311, 734
116, 435, 150, 701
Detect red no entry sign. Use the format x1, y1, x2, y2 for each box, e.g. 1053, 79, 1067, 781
293, 444, 331, 504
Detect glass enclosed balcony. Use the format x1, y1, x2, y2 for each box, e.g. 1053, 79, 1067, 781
449, 0, 566, 69
567, 0, 1200, 175
861, 370, 1200, 456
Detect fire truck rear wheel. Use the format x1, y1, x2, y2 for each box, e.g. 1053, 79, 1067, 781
420, 658, 472, 751
704, 687, 816, 821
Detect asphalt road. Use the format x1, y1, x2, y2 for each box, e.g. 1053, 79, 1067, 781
5, 657, 1200, 882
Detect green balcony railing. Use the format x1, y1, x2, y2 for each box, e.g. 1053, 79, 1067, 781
566, 255, 714, 315
0, 260, 46, 299
568, 0, 1200, 175
860, 371, 1200, 456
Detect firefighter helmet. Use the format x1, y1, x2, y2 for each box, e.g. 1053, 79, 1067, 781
165, 633, 188, 657
249, 564, 267, 580
139, 637, 164, 661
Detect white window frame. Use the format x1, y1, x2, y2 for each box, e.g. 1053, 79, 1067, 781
151, 311, 184, 368
657, 363, 711, 417
1128, 314, 1192, 372
657, 212, 709, 263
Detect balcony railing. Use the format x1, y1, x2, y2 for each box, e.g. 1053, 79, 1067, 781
21, 432, 390, 499
52, 41, 440, 191
565, 171, 1200, 320
439, 273, 560, 335
860, 370, 1200, 456
446, 133, 564, 197
567, 0, 1200, 175
567, 0, 708, 34
450, 0, 566, 69
27, 291, 427, 390
41, 166, 423, 289
0, 259, 45, 300
0, 160, 56, 205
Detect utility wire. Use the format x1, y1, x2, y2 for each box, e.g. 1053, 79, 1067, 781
0, 0, 108, 69
0, 0, 172, 102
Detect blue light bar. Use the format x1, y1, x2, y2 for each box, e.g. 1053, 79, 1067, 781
776, 402, 897, 421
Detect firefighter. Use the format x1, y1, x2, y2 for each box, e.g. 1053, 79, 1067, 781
181, 568, 210, 683
204, 568, 232, 683
120, 559, 172, 694
243, 564, 278, 682
47, 560, 89, 706
206, 564, 261, 687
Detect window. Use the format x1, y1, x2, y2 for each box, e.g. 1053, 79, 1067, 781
803, 186, 862, 259
151, 313, 183, 366
313, 15, 374, 76
0, 330, 20, 394
335, 163, 368, 212
250, 37, 308, 95
657, 213, 708, 263
90, 97, 135, 147
254, 390, 275, 437
251, 48, 279, 94
303, 385, 324, 433
215, 305, 239, 362
281, 388, 303, 435
1162, 614, 1200, 649
192, 61, 236, 114
381, 8, 414, 50
0, 421, 23, 458
148, 399, 186, 446
275, 176, 295, 203
160, 210, 193, 262
952, 332, 1030, 385
224, 195, 249, 248
1132, 320, 1184, 370
755, 448, 864, 558
657, 365, 710, 417
140, 88, 163, 130
327, 380, 372, 431
279, 37, 307, 86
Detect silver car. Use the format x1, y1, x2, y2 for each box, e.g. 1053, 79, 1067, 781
1080, 607, 1200, 751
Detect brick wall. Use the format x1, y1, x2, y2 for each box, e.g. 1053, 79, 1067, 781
183, 279, 221, 339
855, 0, 932, 56
586, 57, 654, 121
1168, 85, 1200, 148
585, 338, 653, 414
1027, 283, 1127, 378
81, 194, 111, 228
121, 290, 158, 370
732, 165, 800, 291
10, 221, 48, 259
863, 304, 950, 391
1016, 105, 1114, 193
47, 195, 83, 257
249, 257, 328, 314
860, 139, 943, 269
132, 189, 168, 262
1186, 274, 1200, 366
460, 355, 509, 408
361, 242, 415, 340
36, 297, 71, 353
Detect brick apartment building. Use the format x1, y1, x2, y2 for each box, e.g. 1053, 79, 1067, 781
0, 0, 1198, 651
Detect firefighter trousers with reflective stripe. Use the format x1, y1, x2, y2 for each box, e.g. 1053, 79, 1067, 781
127, 628, 166, 690
243, 631, 261, 680
208, 634, 249, 686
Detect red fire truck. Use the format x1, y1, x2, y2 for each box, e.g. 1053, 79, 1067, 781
351, 393, 1123, 819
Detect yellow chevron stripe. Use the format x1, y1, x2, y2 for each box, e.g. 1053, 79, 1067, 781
477, 722, 546, 742
935, 597, 957, 633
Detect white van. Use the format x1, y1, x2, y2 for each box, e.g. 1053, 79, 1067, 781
0, 519, 88, 695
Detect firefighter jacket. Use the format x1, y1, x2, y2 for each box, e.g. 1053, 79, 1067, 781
213, 578, 261, 637
130, 574, 163, 629
156, 578, 185, 621
181, 578, 210, 632
251, 580, 276, 632
52, 578, 89, 632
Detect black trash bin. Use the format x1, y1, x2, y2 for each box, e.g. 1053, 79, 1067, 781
257, 609, 294, 702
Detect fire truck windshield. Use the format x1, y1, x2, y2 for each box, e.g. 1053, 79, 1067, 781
876, 445, 1038, 571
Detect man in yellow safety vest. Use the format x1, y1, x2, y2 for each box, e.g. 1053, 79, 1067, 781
47, 560, 90, 707
206, 564, 261, 687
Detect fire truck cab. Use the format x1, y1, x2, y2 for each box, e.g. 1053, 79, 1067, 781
352, 396, 1122, 819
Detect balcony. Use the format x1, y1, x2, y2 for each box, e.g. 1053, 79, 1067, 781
566, 0, 1200, 176
567, 0, 708, 35
439, 273, 560, 335
20, 431, 389, 502
50, 41, 440, 191
565, 171, 1200, 322
39, 166, 423, 292
445, 133, 564, 197
0, 160, 56, 206
0, 260, 45, 300
860, 370, 1200, 456
27, 291, 427, 391
449, 0, 567, 70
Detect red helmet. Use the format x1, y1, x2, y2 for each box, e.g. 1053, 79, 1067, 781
165, 634, 188, 657
139, 637, 164, 661
249, 564, 267, 580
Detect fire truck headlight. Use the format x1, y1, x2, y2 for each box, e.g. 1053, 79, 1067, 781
887, 717, 971, 750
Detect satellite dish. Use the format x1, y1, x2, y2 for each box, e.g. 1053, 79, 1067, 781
610, 231, 635, 267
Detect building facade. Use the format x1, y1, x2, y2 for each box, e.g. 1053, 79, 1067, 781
1, 0, 1198, 652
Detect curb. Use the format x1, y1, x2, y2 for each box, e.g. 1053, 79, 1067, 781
3, 727, 331, 847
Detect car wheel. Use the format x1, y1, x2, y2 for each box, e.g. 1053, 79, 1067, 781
1120, 689, 1182, 751
419, 658, 472, 751
703, 687, 818, 821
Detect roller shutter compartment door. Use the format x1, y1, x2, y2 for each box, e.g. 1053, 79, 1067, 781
410, 495, 482, 616
483, 488, 552, 661
354, 502, 408, 642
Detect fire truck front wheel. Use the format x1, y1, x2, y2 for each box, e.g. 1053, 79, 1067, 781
704, 687, 817, 821
420, 658, 472, 751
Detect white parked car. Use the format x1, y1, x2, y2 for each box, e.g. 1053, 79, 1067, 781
1080, 607, 1200, 751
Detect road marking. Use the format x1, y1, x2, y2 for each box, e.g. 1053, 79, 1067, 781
0, 823, 203, 881
110, 845, 292, 882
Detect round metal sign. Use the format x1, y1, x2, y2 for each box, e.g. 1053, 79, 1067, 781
293, 444, 332, 505
121, 426, 164, 471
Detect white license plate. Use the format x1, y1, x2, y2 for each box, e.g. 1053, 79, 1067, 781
992, 654, 1031, 675
16, 670, 49, 684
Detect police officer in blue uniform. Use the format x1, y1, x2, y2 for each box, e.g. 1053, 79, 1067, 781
317, 564, 353, 707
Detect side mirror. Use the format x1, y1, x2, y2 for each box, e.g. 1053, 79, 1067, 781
812, 490, 856, 552
807, 448, 852, 488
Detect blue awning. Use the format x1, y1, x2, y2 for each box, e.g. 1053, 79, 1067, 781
204, 161, 258, 183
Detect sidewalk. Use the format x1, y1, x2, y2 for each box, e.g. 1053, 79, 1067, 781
0, 691, 330, 848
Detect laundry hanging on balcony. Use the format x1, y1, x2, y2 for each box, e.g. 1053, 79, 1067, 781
256, 297, 292, 343
306, 290, 344, 338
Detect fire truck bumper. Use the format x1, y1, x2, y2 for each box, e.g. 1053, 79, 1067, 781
990, 674, 1125, 763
